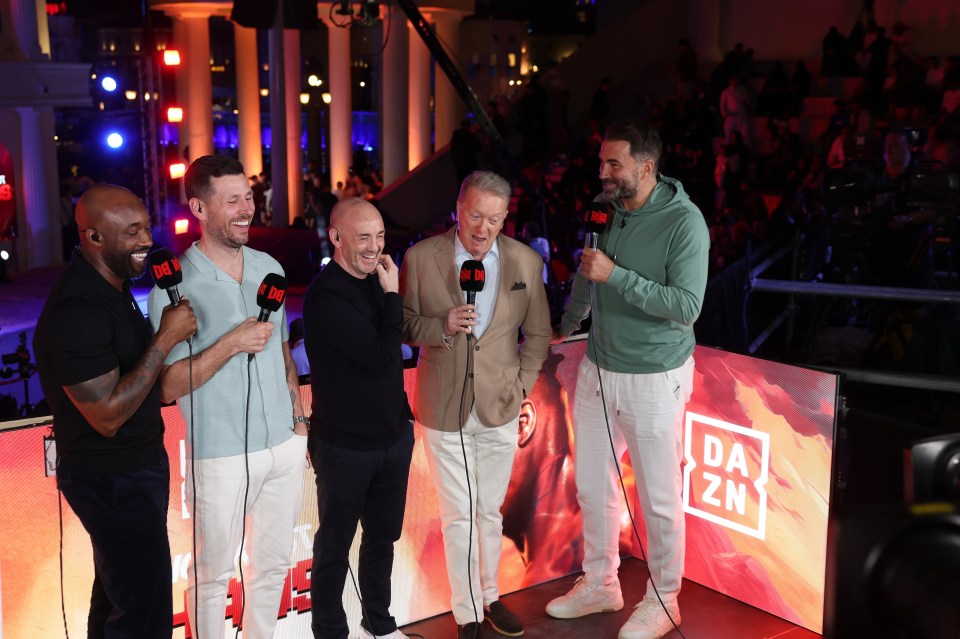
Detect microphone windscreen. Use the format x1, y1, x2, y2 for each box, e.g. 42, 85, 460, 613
149, 248, 183, 290
459, 260, 485, 293
584, 203, 609, 236
256, 273, 288, 312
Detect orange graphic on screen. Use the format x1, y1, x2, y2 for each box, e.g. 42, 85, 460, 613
0, 342, 836, 637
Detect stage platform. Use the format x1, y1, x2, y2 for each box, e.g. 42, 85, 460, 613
400, 557, 820, 639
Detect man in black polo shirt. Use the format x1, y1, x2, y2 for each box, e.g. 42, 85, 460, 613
34, 185, 196, 639
303, 198, 414, 639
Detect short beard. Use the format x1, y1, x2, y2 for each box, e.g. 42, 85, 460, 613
601, 180, 638, 203
104, 250, 144, 281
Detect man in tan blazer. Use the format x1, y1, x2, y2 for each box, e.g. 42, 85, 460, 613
400, 171, 551, 639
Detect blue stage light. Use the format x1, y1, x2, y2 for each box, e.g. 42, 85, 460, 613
100, 76, 118, 92
106, 132, 124, 149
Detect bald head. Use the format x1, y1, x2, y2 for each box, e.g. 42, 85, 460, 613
75, 184, 153, 286
329, 197, 386, 279
329, 197, 379, 231
75, 185, 146, 244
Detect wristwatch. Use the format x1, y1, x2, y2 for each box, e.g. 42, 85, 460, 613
293, 416, 311, 429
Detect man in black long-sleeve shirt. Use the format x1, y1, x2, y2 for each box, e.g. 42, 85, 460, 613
303, 197, 414, 639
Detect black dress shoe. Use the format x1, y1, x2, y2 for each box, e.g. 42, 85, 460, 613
458, 622, 484, 639
484, 600, 524, 636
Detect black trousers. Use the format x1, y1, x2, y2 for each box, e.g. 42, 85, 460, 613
57, 454, 173, 639
309, 426, 414, 639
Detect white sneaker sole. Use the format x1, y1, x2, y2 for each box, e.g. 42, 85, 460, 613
546, 598, 624, 619
617, 612, 682, 639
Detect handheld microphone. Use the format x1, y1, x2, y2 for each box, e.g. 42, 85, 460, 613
149, 248, 184, 305
250, 273, 287, 361
256, 273, 287, 322
584, 203, 609, 250
459, 260, 485, 306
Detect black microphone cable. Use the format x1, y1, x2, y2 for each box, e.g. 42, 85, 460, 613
233, 356, 253, 639
344, 561, 427, 639
586, 261, 687, 639
56, 454, 69, 639
187, 340, 199, 639
456, 334, 481, 637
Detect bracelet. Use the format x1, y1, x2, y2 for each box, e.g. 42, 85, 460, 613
293, 415, 311, 429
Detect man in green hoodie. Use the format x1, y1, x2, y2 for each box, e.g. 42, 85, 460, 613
545, 119, 709, 639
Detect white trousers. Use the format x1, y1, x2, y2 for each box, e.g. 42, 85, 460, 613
573, 356, 694, 601
422, 407, 519, 625
186, 432, 308, 639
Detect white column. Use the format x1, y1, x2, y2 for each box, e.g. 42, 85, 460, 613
183, 15, 213, 160
381, 1, 408, 186
407, 19, 431, 169
432, 10, 463, 152
234, 23, 263, 177
284, 29, 303, 224
17, 107, 57, 268
35, 0, 51, 57
321, 10, 352, 191
9, 0, 45, 60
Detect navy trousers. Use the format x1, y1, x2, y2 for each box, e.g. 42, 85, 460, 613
57, 454, 173, 639
309, 426, 414, 639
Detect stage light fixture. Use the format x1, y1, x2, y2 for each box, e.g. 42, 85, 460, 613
174, 218, 190, 234
260, 88, 269, 97
100, 76, 118, 92
300, 93, 310, 105
125, 90, 137, 100
0, 250, 9, 261
167, 107, 183, 123
163, 49, 181, 66
308, 74, 322, 87
321, 92, 332, 104
169, 163, 186, 179
106, 132, 124, 149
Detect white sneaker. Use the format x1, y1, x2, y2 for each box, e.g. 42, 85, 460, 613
545, 576, 624, 619
360, 627, 409, 639
617, 596, 681, 639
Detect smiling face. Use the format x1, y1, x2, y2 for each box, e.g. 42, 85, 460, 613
599, 139, 643, 202
101, 202, 153, 280
456, 186, 507, 261
194, 173, 254, 250
76, 185, 153, 285
330, 199, 385, 279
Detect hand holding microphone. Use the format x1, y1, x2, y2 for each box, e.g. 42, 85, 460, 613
584, 203, 609, 250
450, 260, 485, 339
581, 204, 615, 283
149, 248, 197, 346
246, 273, 287, 362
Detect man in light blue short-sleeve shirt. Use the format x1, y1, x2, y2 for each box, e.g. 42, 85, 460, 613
148, 155, 308, 639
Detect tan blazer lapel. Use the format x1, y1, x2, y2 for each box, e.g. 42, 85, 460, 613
434, 229, 463, 308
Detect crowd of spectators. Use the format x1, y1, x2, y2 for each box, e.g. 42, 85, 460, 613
447, 15, 960, 289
